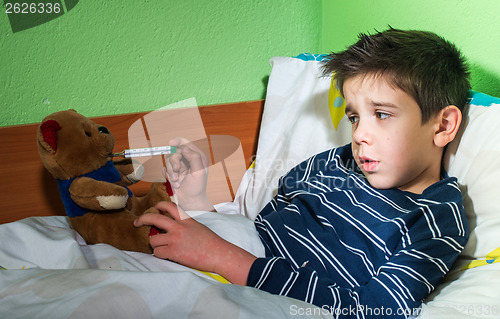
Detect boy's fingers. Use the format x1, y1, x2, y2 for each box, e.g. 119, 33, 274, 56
164, 159, 179, 182
154, 201, 190, 221
151, 245, 171, 260
184, 141, 210, 168
133, 211, 174, 230
154, 201, 179, 220
168, 137, 188, 147
179, 146, 208, 172
170, 137, 204, 154
149, 233, 169, 249
169, 137, 209, 170
166, 152, 183, 171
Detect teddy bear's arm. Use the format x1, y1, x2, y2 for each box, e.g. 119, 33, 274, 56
113, 158, 145, 185
69, 177, 130, 211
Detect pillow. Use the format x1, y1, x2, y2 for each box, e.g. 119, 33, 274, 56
418, 92, 500, 318
232, 55, 351, 219
443, 91, 500, 262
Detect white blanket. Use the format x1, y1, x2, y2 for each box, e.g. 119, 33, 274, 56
0, 215, 331, 319
2, 216, 499, 319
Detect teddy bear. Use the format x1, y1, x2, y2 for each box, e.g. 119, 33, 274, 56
37, 109, 171, 254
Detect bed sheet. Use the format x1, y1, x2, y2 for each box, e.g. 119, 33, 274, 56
419, 260, 500, 318
2, 216, 499, 319
0, 215, 329, 319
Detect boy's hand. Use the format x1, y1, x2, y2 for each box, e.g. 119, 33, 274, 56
135, 201, 219, 271
134, 201, 256, 285
166, 137, 214, 212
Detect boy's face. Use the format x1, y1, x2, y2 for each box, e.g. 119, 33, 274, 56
343, 74, 442, 193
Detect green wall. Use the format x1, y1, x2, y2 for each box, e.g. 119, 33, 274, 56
322, 0, 500, 99
3, 1, 499, 127
0, 0, 322, 126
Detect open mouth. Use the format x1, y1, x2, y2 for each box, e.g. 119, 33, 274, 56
359, 156, 379, 172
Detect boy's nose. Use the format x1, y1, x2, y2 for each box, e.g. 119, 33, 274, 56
352, 120, 373, 145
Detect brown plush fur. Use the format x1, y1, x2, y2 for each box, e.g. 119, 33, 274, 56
37, 110, 171, 254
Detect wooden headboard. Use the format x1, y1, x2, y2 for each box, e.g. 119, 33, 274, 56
0, 100, 264, 224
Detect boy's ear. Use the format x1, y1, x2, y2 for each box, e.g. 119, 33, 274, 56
434, 105, 462, 148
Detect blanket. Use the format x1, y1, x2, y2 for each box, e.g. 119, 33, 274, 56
2, 214, 500, 318
0, 215, 330, 319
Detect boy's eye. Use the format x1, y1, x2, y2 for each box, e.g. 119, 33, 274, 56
347, 115, 359, 124
376, 112, 391, 120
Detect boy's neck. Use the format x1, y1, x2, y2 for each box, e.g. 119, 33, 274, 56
396, 160, 443, 194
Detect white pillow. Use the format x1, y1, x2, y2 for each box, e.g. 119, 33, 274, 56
444, 91, 500, 262
419, 92, 500, 318
234, 55, 351, 219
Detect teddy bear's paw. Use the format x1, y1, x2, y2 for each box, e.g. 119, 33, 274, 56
126, 159, 145, 183
96, 195, 129, 209
152, 182, 172, 201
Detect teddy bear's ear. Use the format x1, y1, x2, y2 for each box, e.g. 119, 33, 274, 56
39, 120, 62, 152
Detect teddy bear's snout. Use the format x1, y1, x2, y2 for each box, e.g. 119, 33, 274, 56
98, 126, 110, 134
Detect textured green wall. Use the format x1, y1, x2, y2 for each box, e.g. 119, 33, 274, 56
6, 1, 497, 127
322, 0, 500, 98
1, 0, 322, 127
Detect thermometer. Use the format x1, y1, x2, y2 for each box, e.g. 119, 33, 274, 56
112, 146, 177, 158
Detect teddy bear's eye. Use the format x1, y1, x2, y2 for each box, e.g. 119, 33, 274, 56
98, 126, 110, 134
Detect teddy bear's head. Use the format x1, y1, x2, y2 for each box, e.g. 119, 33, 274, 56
37, 110, 115, 180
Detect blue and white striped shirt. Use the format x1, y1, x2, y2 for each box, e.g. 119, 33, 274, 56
247, 144, 468, 318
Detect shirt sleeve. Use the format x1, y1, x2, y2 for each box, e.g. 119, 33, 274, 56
247, 233, 467, 318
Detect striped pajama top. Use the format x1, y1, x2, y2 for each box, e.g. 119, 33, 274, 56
247, 144, 468, 318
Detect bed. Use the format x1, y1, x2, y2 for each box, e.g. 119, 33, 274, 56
1, 54, 500, 318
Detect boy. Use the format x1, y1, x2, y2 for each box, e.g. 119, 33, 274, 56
135, 28, 470, 317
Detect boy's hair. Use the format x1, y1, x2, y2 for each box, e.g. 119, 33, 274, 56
322, 27, 471, 123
